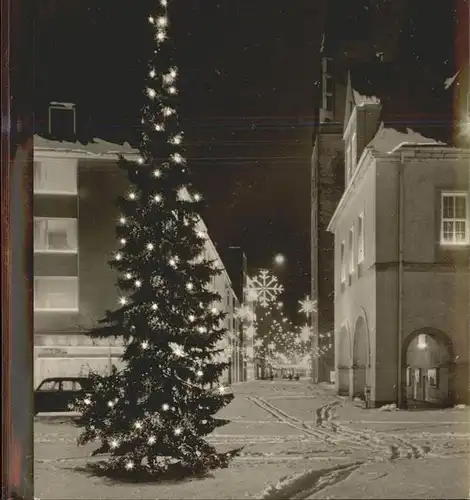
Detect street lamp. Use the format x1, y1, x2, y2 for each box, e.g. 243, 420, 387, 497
274, 253, 285, 266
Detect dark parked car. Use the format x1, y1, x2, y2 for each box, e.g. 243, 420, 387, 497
34, 377, 93, 415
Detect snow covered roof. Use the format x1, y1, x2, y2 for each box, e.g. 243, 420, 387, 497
34, 134, 139, 158
367, 123, 446, 155
49, 101, 76, 109
352, 89, 380, 107
444, 70, 460, 90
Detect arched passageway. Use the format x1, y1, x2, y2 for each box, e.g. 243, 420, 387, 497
404, 329, 454, 408
352, 316, 369, 399
336, 326, 350, 395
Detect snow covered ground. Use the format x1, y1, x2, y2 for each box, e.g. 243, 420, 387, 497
34, 381, 470, 499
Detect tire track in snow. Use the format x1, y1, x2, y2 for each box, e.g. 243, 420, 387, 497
248, 396, 340, 447
317, 401, 430, 460
254, 396, 386, 455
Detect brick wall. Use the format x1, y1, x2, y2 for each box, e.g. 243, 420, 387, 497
312, 127, 345, 381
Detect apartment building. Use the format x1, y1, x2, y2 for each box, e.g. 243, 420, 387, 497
34, 104, 243, 387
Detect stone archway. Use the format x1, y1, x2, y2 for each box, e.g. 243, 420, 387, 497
352, 316, 369, 399
403, 328, 454, 408
336, 325, 351, 395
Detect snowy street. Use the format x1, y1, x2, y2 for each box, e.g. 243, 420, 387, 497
34, 380, 470, 499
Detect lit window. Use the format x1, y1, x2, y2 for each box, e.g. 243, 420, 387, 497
348, 228, 354, 275
417, 334, 427, 349
340, 242, 346, 284
34, 276, 79, 311
34, 159, 77, 194
34, 218, 78, 252
357, 214, 364, 263
440, 192, 469, 245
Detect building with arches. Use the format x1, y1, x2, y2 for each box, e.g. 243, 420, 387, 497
327, 86, 470, 406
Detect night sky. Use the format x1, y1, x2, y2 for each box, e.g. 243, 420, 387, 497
35, 0, 326, 322
34, 0, 457, 322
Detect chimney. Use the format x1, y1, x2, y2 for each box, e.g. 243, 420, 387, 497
48, 101, 76, 139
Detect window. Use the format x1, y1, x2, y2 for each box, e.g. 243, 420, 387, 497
326, 77, 334, 95
60, 380, 81, 391
417, 334, 427, 349
322, 57, 334, 112
340, 242, 346, 284
325, 93, 334, 112
37, 380, 60, 392
427, 368, 439, 388
441, 192, 469, 245
34, 276, 79, 311
357, 214, 364, 263
348, 228, 354, 275
34, 159, 77, 194
351, 132, 357, 174
345, 143, 352, 182
34, 218, 78, 252
406, 366, 411, 387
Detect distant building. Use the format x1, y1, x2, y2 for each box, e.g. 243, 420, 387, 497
328, 79, 470, 407
221, 246, 254, 381
34, 103, 243, 387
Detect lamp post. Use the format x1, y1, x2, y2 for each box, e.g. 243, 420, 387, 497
299, 296, 318, 383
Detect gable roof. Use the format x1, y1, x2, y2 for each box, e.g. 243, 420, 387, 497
341, 59, 454, 145
343, 61, 387, 133
367, 123, 446, 155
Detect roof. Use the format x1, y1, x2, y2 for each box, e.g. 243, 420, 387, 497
344, 59, 453, 144
367, 123, 446, 155
328, 129, 454, 234
34, 134, 139, 159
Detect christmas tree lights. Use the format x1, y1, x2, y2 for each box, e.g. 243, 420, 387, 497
73, 0, 240, 478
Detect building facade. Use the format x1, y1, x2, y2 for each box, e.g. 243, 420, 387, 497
310, 11, 401, 383
328, 103, 470, 406
34, 118, 243, 387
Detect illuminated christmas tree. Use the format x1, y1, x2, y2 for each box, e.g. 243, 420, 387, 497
73, 0, 240, 478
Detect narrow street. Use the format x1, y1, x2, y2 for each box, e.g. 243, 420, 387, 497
34, 380, 470, 499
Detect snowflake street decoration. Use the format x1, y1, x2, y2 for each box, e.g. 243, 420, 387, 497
254, 338, 263, 348
244, 276, 258, 302
244, 325, 256, 339
299, 296, 317, 316
234, 305, 255, 323
300, 325, 312, 343
247, 269, 284, 307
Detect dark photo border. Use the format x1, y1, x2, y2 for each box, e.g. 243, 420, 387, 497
1, 0, 34, 498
